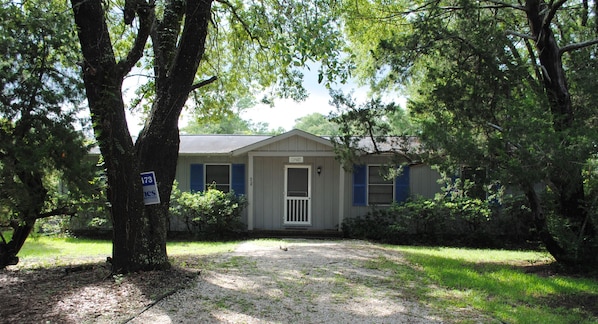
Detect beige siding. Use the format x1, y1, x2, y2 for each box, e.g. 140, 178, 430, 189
410, 164, 442, 199
253, 157, 285, 229
254, 135, 331, 153
252, 156, 340, 230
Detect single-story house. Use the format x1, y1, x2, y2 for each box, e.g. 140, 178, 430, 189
171, 129, 443, 232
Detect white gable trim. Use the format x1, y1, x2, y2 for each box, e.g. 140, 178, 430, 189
231, 129, 333, 156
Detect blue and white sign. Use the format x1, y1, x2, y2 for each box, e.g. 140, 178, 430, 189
141, 171, 161, 205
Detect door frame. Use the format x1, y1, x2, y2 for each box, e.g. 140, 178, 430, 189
283, 164, 312, 225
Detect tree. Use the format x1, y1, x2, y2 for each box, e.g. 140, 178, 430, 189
0, 1, 94, 269
70, 0, 348, 272
182, 109, 278, 135
340, 0, 598, 266
293, 112, 339, 135
328, 90, 418, 172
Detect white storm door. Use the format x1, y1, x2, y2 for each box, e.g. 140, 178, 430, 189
284, 165, 311, 225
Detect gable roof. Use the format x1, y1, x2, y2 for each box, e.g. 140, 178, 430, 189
89, 129, 417, 157
231, 129, 333, 156
179, 134, 270, 155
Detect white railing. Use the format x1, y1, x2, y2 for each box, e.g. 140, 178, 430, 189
285, 197, 310, 224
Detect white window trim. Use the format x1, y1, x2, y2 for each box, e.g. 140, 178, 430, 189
204, 163, 231, 192
367, 164, 395, 206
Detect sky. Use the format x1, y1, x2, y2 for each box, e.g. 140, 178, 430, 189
123, 67, 402, 135
239, 72, 367, 131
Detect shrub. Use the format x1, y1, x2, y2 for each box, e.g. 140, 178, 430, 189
170, 184, 247, 239
343, 195, 534, 248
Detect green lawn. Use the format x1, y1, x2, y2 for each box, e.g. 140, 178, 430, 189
385, 246, 598, 324
9, 235, 238, 268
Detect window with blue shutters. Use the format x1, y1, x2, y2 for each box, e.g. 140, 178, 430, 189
368, 165, 394, 205
353, 164, 411, 206
190, 163, 245, 196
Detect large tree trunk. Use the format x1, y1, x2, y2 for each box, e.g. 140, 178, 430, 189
72, 0, 162, 272
525, 0, 597, 266
134, 0, 213, 266
0, 166, 46, 268
72, 0, 213, 273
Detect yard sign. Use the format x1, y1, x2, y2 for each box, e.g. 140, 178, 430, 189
141, 171, 160, 205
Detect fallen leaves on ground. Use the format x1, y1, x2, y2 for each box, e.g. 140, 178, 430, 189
0, 257, 202, 323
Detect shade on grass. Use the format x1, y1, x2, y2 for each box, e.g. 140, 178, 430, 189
12, 235, 239, 268
392, 246, 598, 324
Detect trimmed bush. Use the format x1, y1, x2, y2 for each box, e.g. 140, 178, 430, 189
170, 184, 247, 239
343, 195, 534, 248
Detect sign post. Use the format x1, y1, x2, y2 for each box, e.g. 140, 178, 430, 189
140, 171, 161, 205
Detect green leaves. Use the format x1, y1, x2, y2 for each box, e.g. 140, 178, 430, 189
0, 0, 94, 224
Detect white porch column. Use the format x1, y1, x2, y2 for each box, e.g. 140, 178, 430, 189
338, 165, 345, 231
247, 152, 254, 230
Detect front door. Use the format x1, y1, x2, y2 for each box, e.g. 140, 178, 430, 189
284, 165, 311, 225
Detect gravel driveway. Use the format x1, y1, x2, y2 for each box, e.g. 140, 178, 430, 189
129, 239, 447, 323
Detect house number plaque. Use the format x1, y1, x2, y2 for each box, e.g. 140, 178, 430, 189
289, 156, 303, 163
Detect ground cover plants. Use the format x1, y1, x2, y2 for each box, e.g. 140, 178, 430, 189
0, 236, 596, 323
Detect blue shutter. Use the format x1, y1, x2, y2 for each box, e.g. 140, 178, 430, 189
190, 164, 204, 192
394, 165, 410, 203
231, 164, 245, 196
353, 164, 367, 206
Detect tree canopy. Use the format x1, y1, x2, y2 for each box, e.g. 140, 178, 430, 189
338, 0, 598, 266
293, 112, 339, 135
0, 0, 94, 268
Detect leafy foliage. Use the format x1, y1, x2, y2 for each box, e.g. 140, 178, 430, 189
328, 90, 419, 171
132, 0, 351, 120
0, 0, 94, 268
181, 109, 282, 135
170, 184, 247, 239
293, 112, 339, 135
343, 194, 534, 248
338, 0, 598, 266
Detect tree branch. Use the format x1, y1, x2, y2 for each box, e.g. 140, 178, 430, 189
190, 76, 218, 91
560, 38, 598, 54
545, 0, 567, 27
483, 1, 526, 11
116, 0, 155, 79
506, 30, 536, 41
35, 207, 77, 220
215, 0, 267, 49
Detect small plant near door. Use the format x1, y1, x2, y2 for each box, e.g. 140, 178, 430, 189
170, 183, 247, 239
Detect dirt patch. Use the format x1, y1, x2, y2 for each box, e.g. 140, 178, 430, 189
131, 240, 455, 323
0, 260, 199, 323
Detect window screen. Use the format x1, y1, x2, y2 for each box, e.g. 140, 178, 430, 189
368, 165, 393, 205
205, 164, 230, 192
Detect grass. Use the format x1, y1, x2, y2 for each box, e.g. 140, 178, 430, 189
381, 246, 598, 324
8, 234, 238, 268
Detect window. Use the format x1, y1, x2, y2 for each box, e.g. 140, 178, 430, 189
368, 165, 394, 205
190, 164, 245, 195
353, 164, 410, 206
205, 164, 230, 192
460, 166, 486, 199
